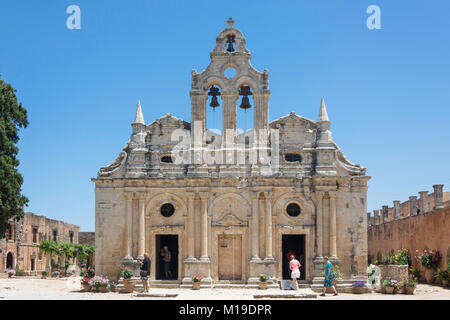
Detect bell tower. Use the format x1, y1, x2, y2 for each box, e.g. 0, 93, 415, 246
190, 18, 270, 164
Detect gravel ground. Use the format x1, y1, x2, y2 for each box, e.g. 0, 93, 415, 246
0, 277, 449, 300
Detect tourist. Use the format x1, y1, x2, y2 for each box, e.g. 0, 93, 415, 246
289, 254, 301, 290
161, 246, 172, 279
320, 256, 338, 296
138, 252, 151, 293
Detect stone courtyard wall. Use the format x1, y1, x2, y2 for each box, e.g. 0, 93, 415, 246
368, 206, 450, 270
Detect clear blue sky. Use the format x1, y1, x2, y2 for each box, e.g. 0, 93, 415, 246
1, 1, 449, 232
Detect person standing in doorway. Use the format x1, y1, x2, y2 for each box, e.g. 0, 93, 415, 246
138, 252, 151, 293
161, 246, 172, 279
289, 254, 301, 290
320, 256, 338, 296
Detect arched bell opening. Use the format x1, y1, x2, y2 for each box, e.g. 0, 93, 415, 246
237, 84, 254, 135
206, 84, 223, 138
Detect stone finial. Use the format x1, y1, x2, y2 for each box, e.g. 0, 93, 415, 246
318, 98, 329, 122
393, 201, 400, 219
382, 205, 389, 223
133, 100, 145, 125
409, 196, 418, 216
226, 17, 235, 28
433, 184, 444, 210
375, 209, 382, 225
419, 191, 429, 214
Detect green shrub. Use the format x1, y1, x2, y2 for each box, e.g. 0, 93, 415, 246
15, 268, 26, 276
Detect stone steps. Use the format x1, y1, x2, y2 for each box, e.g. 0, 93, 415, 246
115, 277, 368, 292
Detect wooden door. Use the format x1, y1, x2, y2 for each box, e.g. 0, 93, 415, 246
218, 235, 242, 280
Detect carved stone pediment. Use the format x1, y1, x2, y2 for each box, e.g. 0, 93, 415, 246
147, 114, 190, 130
212, 213, 248, 227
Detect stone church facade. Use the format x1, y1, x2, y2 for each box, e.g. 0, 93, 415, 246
93, 19, 370, 286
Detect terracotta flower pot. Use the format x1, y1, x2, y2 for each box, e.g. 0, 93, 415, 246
352, 287, 365, 294
384, 286, 395, 294
424, 268, 435, 284
41, 275, 47, 279
82, 284, 91, 292
95, 286, 108, 293
258, 282, 268, 290
442, 280, 449, 287
123, 278, 135, 293
405, 286, 415, 295
192, 281, 201, 290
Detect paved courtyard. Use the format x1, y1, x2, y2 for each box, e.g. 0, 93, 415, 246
0, 277, 449, 300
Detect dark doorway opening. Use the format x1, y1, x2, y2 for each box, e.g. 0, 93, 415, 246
282, 235, 306, 280
6, 252, 14, 269
155, 235, 178, 280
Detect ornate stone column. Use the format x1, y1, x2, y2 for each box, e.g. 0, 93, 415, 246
123, 192, 133, 261
250, 192, 260, 261
329, 193, 337, 258
221, 92, 239, 164
264, 192, 274, 261
433, 184, 444, 210
316, 192, 324, 257
137, 192, 146, 259
186, 193, 196, 261
253, 90, 270, 131
199, 193, 210, 261
419, 191, 429, 214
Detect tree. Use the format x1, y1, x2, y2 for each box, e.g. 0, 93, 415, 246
0, 75, 28, 238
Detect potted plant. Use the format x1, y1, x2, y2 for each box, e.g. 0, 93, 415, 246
435, 269, 449, 287
382, 279, 398, 294
332, 265, 342, 287
7, 269, 15, 278
192, 275, 204, 290
120, 265, 135, 293
51, 270, 60, 278
258, 274, 270, 290
352, 281, 366, 294
415, 249, 441, 284
447, 263, 450, 287
41, 271, 48, 279
109, 281, 118, 293
405, 276, 416, 295
81, 276, 91, 292
367, 264, 379, 288
409, 267, 421, 282
88, 276, 109, 293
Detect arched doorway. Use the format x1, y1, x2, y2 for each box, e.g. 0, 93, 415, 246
6, 252, 14, 269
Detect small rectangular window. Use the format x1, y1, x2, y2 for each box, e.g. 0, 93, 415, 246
32, 228, 38, 243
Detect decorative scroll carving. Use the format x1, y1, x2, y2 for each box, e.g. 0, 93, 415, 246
98, 150, 127, 177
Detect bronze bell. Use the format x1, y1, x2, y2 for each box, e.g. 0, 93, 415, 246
240, 96, 251, 110
210, 96, 220, 109
208, 85, 221, 110
238, 85, 252, 110
226, 35, 235, 52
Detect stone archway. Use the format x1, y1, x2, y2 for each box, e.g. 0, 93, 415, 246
6, 252, 14, 269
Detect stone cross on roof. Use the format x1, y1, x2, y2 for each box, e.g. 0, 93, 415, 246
226, 17, 235, 28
